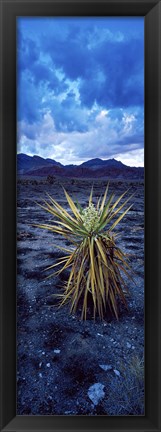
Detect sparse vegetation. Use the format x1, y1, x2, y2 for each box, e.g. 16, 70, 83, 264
47, 175, 56, 184
105, 355, 144, 415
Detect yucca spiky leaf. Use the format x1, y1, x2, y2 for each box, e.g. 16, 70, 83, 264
35, 185, 134, 320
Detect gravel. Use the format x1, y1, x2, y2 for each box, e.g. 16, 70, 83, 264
17, 178, 144, 416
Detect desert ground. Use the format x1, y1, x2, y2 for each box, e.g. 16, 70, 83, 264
17, 177, 144, 415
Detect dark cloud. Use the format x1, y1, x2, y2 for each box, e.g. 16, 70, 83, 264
17, 73, 42, 124
17, 34, 68, 124
79, 39, 144, 108
49, 93, 89, 132
45, 40, 89, 81
38, 22, 144, 109
17, 31, 40, 71
18, 19, 144, 118
17, 17, 144, 165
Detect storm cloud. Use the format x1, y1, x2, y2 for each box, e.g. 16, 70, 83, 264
17, 17, 144, 166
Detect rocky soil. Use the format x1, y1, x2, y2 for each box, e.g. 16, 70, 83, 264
17, 177, 144, 416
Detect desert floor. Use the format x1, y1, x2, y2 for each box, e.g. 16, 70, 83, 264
17, 177, 144, 416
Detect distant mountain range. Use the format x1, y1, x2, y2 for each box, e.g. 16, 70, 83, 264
17, 153, 144, 180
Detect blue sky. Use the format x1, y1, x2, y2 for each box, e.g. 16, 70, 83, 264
17, 17, 144, 166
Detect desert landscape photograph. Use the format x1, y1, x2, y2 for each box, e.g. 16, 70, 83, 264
17, 16, 144, 415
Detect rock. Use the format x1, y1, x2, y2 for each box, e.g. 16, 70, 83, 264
97, 333, 103, 337
99, 364, 112, 372
113, 369, 121, 377
87, 383, 105, 405
47, 396, 52, 401
54, 349, 60, 354
46, 363, 51, 367
126, 342, 131, 349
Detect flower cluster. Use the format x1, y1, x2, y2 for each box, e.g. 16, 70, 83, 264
81, 203, 100, 233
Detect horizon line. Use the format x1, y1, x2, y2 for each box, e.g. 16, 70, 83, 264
17, 152, 144, 169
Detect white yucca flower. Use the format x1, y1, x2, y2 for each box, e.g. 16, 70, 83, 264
81, 203, 100, 233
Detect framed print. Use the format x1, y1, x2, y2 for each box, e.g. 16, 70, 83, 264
0, 1, 161, 432
17, 13, 145, 418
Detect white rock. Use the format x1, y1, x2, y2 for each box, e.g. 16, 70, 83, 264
88, 383, 105, 405
47, 396, 52, 401
46, 363, 51, 368
54, 349, 60, 354
126, 342, 131, 349
97, 333, 103, 337
113, 369, 121, 377
99, 364, 112, 372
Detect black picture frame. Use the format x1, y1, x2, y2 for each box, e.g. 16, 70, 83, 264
0, 0, 161, 431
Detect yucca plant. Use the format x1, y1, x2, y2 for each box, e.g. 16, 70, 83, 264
36, 184, 134, 320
